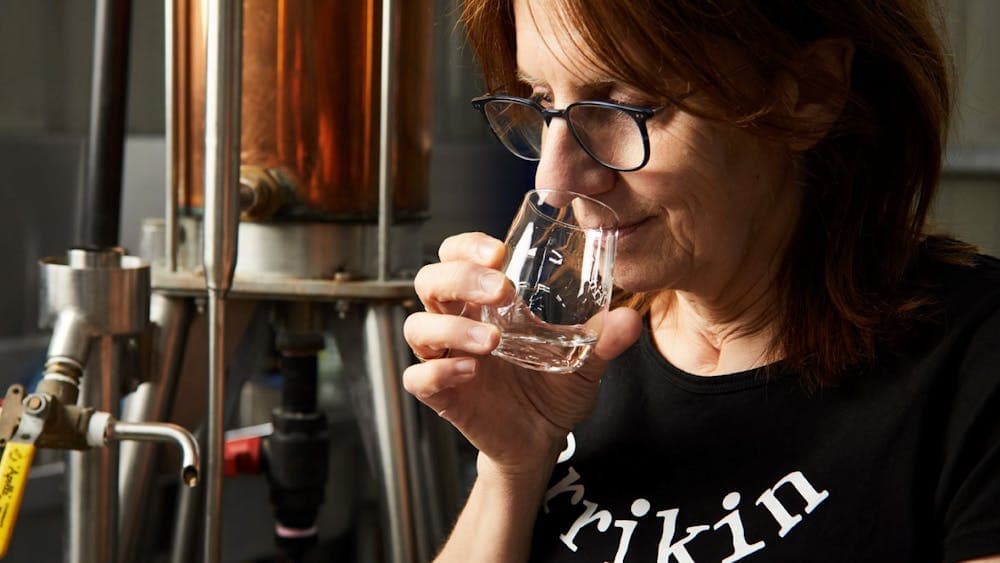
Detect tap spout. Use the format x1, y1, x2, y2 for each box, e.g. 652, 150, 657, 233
107, 420, 201, 487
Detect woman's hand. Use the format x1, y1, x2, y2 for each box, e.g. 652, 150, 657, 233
403, 232, 642, 476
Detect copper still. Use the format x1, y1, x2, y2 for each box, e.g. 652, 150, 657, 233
172, 0, 432, 220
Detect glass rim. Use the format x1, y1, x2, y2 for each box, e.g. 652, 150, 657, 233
524, 189, 620, 233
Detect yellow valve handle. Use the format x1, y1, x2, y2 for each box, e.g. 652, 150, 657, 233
0, 442, 35, 559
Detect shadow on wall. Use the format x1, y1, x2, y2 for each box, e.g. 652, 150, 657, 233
425, 142, 536, 260
0, 135, 83, 339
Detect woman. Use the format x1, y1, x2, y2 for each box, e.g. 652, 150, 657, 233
404, 0, 1000, 561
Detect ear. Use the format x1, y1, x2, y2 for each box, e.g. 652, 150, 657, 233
781, 37, 855, 151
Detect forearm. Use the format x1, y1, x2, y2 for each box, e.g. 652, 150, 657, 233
434, 453, 558, 563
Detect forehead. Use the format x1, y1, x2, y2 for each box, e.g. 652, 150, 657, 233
513, 0, 607, 87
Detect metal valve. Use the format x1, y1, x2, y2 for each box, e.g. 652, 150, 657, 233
0, 384, 200, 558
0, 386, 44, 559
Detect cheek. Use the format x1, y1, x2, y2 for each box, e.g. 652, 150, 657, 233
644, 113, 745, 190
609, 118, 786, 284
612, 219, 691, 291
613, 254, 679, 293
641, 124, 781, 233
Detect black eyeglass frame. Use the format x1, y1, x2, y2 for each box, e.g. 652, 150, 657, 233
471, 94, 661, 172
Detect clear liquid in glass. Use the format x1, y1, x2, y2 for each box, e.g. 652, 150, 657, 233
491, 322, 598, 373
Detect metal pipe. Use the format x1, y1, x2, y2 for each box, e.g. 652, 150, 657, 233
364, 303, 415, 563
118, 295, 193, 563
170, 428, 203, 563
46, 310, 92, 368
69, 247, 123, 268
376, 0, 399, 281
202, 0, 242, 295
109, 421, 200, 487
203, 0, 242, 560
388, 302, 456, 560
68, 336, 121, 563
399, 354, 432, 562
78, 0, 133, 249
165, 0, 177, 271
204, 293, 227, 563
419, 408, 463, 547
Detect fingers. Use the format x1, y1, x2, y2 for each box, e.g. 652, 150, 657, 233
576, 307, 643, 382
414, 261, 513, 313
413, 233, 508, 316
439, 232, 506, 267
402, 356, 478, 416
594, 307, 643, 360
404, 311, 500, 360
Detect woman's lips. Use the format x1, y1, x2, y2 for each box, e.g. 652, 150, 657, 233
617, 217, 650, 239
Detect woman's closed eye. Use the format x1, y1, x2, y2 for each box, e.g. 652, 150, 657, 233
529, 90, 553, 107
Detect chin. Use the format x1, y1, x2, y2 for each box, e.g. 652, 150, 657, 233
613, 262, 664, 294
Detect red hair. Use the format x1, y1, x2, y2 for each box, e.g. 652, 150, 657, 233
462, 0, 977, 385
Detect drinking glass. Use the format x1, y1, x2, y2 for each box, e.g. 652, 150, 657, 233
482, 189, 618, 373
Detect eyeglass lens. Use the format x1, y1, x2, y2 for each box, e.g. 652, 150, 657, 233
483, 101, 543, 159
481, 100, 645, 170
567, 105, 644, 170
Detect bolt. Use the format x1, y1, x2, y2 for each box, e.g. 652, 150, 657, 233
335, 299, 351, 320
333, 271, 355, 282
25, 395, 43, 413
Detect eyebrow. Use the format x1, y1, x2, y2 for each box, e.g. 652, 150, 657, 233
515, 69, 544, 87
515, 68, 616, 91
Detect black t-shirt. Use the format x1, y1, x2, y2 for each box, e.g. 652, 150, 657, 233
530, 255, 1000, 562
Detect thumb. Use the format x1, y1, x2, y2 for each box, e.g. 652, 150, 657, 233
577, 307, 643, 381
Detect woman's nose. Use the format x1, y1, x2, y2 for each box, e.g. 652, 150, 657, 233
533, 119, 613, 196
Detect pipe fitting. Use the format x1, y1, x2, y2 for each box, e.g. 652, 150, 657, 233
46, 310, 92, 368
239, 166, 289, 221
38, 358, 84, 407
111, 421, 200, 487
89, 417, 201, 488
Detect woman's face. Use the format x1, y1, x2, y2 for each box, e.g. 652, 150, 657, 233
514, 0, 803, 302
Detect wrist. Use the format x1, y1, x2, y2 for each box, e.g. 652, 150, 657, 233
435, 447, 561, 563
476, 441, 562, 490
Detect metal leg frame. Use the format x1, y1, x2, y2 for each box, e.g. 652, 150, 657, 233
365, 303, 416, 563
117, 294, 194, 563
67, 337, 120, 563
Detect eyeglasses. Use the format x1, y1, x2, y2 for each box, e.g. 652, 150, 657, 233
471, 95, 661, 172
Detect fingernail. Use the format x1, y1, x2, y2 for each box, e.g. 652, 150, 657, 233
455, 358, 476, 374
478, 243, 498, 262
480, 272, 505, 294
468, 324, 493, 345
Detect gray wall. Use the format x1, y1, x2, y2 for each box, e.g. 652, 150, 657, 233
935, 0, 1000, 255
0, 1, 164, 134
